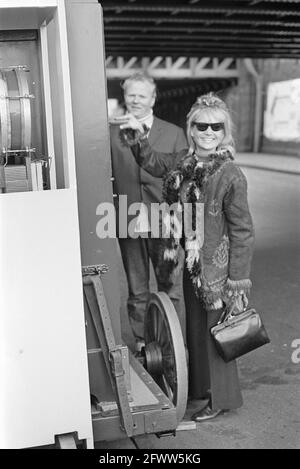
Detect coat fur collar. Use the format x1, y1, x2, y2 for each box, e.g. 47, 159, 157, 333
160, 148, 234, 305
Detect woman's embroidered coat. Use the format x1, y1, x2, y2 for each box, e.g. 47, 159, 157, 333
137, 139, 255, 309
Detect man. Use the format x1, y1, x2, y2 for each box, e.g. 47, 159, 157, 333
110, 72, 187, 349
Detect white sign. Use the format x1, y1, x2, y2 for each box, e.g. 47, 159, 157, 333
264, 78, 300, 142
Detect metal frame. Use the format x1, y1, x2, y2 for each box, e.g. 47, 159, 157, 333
92, 354, 178, 442
100, 0, 300, 59
83, 266, 179, 442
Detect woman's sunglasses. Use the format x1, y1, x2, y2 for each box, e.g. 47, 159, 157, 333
192, 122, 224, 132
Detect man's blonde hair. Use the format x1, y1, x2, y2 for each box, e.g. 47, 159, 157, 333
121, 72, 157, 98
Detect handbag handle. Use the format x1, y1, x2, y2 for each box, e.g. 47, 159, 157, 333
217, 289, 249, 325
217, 302, 246, 325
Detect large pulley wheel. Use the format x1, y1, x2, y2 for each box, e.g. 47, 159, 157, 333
0, 67, 32, 152
144, 292, 188, 423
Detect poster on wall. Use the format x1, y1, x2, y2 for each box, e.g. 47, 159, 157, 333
264, 78, 300, 142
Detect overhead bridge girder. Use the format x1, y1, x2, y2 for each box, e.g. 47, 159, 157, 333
105, 56, 238, 79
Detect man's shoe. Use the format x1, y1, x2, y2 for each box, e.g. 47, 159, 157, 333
191, 404, 223, 422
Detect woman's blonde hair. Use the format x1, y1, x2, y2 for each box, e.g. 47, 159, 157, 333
186, 93, 235, 156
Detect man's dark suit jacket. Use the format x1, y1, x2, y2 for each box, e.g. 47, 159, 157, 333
110, 116, 187, 225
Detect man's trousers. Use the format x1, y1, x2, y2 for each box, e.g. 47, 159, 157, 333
119, 237, 185, 341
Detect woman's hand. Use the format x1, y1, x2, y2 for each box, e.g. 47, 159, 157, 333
110, 113, 144, 133
225, 290, 248, 316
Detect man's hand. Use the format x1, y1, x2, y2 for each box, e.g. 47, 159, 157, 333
110, 113, 144, 133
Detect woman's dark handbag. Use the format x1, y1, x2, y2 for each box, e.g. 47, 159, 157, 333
210, 307, 270, 363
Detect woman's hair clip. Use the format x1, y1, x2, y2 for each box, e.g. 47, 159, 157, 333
194, 93, 228, 112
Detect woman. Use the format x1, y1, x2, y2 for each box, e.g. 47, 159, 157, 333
117, 93, 255, 421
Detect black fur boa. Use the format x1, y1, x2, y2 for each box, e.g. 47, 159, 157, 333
157, 148, 234, 305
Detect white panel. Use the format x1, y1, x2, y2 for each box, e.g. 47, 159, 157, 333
40, 22, 57, 189
0, 6, 57, 30
264, 78, 300, 142
0, 189, 93, 448
31, 161, 44, 190
0, 1, 57, 6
